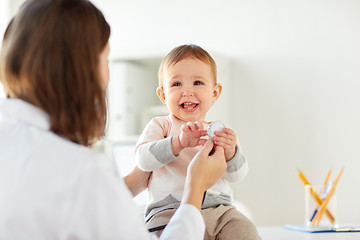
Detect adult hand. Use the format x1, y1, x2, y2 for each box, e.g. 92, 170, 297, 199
182, 141, 227, 210
124, 166, 152, 197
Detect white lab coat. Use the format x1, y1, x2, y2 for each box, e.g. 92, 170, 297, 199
0, 98, 205, 240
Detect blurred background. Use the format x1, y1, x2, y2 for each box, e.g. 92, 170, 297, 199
1, 0, 360, 226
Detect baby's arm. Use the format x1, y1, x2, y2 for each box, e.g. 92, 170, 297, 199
222, 146, 248, 183
135, 118, 177, 171
136, 120, 208, 171
212, 127, 248, 183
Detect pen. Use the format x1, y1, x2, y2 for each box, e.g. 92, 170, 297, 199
320, 169, 332, 197
312, 168, 343, 226
297, 169, 335, 224
309, 169, 332, 222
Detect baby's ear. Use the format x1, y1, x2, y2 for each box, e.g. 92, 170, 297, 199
156, 87, 166, 104
213, 83, 222, 100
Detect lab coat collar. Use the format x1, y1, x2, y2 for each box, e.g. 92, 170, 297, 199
0, 98, 50, 131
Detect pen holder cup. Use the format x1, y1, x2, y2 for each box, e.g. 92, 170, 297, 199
305, 185, 337, 227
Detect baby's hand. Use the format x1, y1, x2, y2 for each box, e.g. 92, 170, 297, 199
179, 121, 208, 148
212, 128, 237, 161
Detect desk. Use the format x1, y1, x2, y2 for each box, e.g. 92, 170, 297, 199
258, 226, 360, 240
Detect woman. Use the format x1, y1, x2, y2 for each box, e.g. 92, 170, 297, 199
0, 0, 227, 239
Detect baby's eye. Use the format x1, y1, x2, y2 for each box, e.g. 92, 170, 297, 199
194, 80, 204, 85
172, 82, 181, 87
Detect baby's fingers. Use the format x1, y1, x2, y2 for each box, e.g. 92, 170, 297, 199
213, 134, 236, 145
198, 138, 207, 146
185, 121, 203, 131
213, 141, 233, 150
194, 121, 204, 130
181, 123, 189, 131
199, 130, 208, 137
187, 122, 197, 131
215, 128, 235, 137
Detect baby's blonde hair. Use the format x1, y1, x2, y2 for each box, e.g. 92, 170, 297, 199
158, 44, 217, 88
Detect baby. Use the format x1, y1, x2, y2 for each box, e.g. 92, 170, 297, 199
135, 44, 261, 240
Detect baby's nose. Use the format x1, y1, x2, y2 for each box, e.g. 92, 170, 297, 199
182, 91, 194, 97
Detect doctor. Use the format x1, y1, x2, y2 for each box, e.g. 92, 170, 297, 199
0, 0, 227, 239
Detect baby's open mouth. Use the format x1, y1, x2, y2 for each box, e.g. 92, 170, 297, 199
181, 102, 199, 110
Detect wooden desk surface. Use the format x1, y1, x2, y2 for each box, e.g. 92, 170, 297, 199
258, 226, 360, 240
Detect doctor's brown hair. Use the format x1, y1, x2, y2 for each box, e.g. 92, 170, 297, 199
158, 44, 217, 88
0, 0, 110, 146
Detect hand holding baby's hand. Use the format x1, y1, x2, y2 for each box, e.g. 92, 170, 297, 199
212, 128, 237, 161
179, 121, 208, 148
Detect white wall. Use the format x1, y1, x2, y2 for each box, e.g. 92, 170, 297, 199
0, 0, 10, 99
0, 0, 10, 43
0, 0, 25, 99
93, 0, 360, 226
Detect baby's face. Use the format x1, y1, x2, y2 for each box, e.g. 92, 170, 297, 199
158, 57, 221, 122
